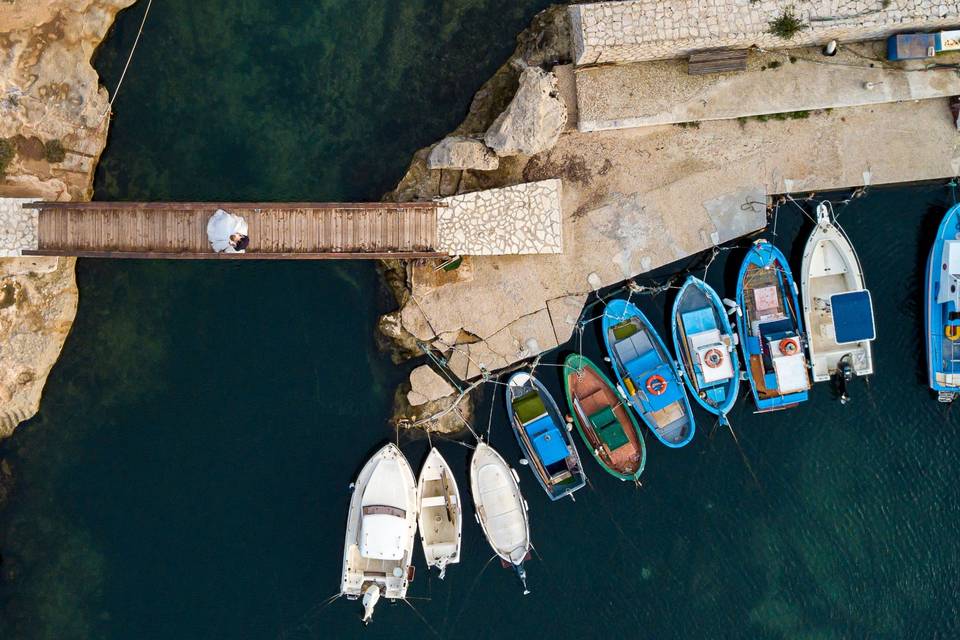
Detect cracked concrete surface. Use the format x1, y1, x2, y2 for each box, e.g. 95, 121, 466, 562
395, 98, 960, 380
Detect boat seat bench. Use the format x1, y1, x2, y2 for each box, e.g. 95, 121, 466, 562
589, 406, 629, 450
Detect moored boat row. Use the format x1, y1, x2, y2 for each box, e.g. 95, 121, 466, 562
340, 440, 530, 622
342, 197, 960, 622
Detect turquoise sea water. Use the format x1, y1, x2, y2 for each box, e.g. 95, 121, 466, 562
2, 2, 960, 639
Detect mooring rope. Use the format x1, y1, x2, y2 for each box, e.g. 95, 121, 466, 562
99, 0, 154, 124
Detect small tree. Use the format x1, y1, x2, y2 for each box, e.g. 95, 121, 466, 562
768, 6, 808, 40
44, 139, 66, 163
0, 138, 14, 176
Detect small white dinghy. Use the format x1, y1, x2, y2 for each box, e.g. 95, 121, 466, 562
470, 442, 531, 594
801, 201, 876, 392
340, 443, 418, 624
417, 447, 461, 579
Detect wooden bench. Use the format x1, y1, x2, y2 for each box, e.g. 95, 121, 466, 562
688, 49, 748, 75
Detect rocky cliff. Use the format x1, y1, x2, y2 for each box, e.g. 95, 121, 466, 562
0, 0, 135, 438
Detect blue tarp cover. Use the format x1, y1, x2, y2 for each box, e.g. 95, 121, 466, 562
682, 307, 716, 334
525, 415, 568, 466
831, 290, 875, 343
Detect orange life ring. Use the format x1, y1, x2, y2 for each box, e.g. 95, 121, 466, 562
646, 374, 668, 396
947, 325, 960, 342
779, 338, 799, 355
703, 348, 724, 368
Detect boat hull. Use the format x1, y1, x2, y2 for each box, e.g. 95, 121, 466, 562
670, 276, 741, 423
800, 204, 875, 382
563, 353, 647, 481
417, 447, 461, 576
470, 443, 531, 569
340, 443, 418, 602
602, 298, 695, 448
736, 240, 810, 412
505, 372, 586, 501
925, 203, 960, 399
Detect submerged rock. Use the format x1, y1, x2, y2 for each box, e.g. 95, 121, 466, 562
391, 380, 471, 435
406, 365, 455, 407
427, 137, 499, 171
484, 67, 567, 157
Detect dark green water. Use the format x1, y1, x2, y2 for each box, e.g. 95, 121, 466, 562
1, 1, 959, 638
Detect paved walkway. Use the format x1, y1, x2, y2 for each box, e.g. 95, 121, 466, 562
436, 180, 563, 255
570, 0, 960, 65
575, 43, 960, 131
0, 198, 39, 257
398, 98, 960, 380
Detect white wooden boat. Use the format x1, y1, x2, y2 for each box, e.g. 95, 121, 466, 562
340, 443, 418, 624
470, 442, 531, 594
417, 447, 461, 579
801, 202, 876, 390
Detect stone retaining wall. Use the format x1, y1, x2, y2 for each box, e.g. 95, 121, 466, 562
570, 0, 960, 65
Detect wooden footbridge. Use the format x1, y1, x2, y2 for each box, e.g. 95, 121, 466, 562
21, 201, 445, 259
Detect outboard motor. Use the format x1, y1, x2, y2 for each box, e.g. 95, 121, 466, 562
835, 354, 855, 405
361, 584, 381, 625
515, 563, 530, 596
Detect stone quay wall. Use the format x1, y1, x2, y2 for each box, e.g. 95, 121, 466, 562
570, 0, 960, 65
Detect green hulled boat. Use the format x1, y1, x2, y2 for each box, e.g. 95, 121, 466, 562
563, 353, 647, 482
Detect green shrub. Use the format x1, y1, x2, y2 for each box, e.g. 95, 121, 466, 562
44, 139, 66, 163
0, 138, 14, 176
768, 6, 808, 39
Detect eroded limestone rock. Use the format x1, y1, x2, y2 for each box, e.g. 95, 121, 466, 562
0, 0, 129, 438
406, 365, 455, 407
392, 382, 471, 435
0, 257, 78, 438
0, 0, 136, 200
484, 67, 567, 157
427, 136, 499, 171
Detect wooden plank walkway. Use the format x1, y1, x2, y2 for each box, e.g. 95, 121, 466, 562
23, 202, 444, 259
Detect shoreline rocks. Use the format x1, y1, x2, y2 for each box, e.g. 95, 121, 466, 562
406, 365, 456, 407
0, 0, 135, 439
427, 136, 499, 171
484, 66, 568, 158
381, 5, 573, 432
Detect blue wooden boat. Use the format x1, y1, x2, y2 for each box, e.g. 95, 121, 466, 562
505, 372, 586, 500
736, 239, 811, 412
925, 203, 960, 402
671, 276, 741, 425
602, 299, 695, 448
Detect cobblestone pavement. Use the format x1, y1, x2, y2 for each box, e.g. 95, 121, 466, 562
571, 0, 960, 65
436, 180, 563, 256
0, 199, 39, 257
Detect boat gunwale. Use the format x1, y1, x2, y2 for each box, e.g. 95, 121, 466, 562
340, 443, 418, 600
926, 203, 960, 392
416, 447, 462, 571
601, 298, 696, 448
469, 442, 531, 567
562, 353, 647, 482
736, 239, 810, 411
670, 275, 741, 421
504, 372, 586, 501
800, 206, 875, 381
